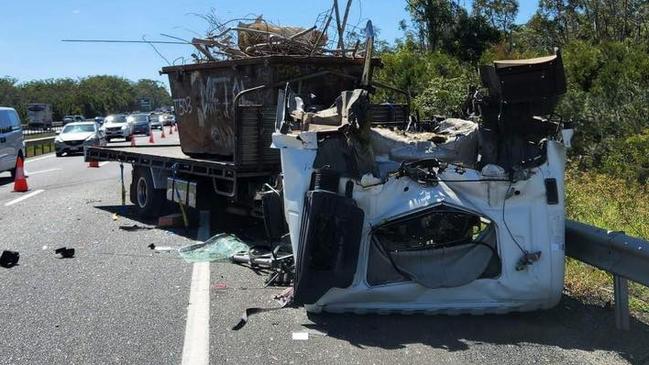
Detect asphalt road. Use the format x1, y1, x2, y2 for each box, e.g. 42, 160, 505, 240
1, 132, 649, 365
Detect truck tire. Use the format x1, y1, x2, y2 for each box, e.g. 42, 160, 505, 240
130, 167, 164, 218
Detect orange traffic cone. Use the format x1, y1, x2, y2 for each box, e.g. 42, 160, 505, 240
169, 125, 173, 135
149, 132, 155, 144
13, 156, 28, 192
160, 128, 166, 139
88, 160, 99, 168
130, 134, 137, 146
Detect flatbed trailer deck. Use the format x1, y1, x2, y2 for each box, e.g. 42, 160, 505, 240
85, 144, 276, 179
85, 144, 281, 221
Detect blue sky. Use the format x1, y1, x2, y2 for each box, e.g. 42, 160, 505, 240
1, 0, 539, 86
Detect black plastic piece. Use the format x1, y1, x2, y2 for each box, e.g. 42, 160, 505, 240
344, 180, 354, 198
0, 250, 19, 268
310, 167, 340, 193
55, 247, 75, 258
545, 178, 559, 205
261, 190, 287, 241
293, 190, 364, 305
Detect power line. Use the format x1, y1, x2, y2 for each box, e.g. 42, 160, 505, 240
62, 39, 188, 45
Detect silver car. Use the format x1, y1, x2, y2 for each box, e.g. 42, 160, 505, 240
101, 114, 133, 141
160, 113, 176, 126
0, 107, 25, 178
54, 122, 106, 157
149, 114, 162, 130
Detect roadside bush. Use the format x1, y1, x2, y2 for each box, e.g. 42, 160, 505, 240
602, 130, 649, 183
413, 73, 474, 117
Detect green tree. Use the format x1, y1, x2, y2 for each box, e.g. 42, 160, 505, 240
132, 79, 172, 111
405, 0, 459, 51
405, 0, 501, 62
0, 77, 21, 108
20, 78, 80, 120
77, 76, 135, 117
472, 0, 519, 34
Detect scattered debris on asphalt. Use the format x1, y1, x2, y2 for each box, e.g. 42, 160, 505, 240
212, 283, 228, 290
119, 224, 155, 232
179, 233, 250, 263
158, 213, 184, 228
111, 213, 118, 221
0, 250, 20, 268
292, 332, 309, 341
153, 246, 177, 252
231, 238, 294, 287
147, 243, 156, 250
231, 287, 295, 331
54, 247, 75, 258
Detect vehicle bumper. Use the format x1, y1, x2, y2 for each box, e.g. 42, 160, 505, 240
55, 140, 98, 153
104, 129, 129, 139
133, 125, 150, 134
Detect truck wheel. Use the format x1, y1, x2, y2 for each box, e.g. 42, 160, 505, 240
131, 168, 164, 218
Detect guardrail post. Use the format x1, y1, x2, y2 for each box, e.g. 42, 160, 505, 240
614, 275, 630, 330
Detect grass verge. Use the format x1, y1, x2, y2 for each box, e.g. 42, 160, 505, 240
565, 167, 649, 314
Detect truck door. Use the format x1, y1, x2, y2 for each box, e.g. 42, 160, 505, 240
0, 110, 14, 171
6, 110, 23, 159
293, 190, 365, 305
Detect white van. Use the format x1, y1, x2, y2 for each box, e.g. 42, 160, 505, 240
0, 107, 25, 177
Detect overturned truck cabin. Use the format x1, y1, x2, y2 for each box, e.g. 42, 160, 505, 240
272, 50, 572, 314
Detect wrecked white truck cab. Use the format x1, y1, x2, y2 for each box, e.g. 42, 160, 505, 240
272, 52, 572, 314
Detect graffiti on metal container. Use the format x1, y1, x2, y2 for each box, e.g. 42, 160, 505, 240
187, 72, 248, 152
173, 97, 192, 116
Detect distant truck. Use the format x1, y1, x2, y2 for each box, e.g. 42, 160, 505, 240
27, 103, 53, 129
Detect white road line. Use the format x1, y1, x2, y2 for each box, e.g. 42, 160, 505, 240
182, 211, 211, 365
98, 161, 111, 167
25, 154, 55, 164
181, 262, 210, 365
4, 189, 45, 207
26, 168, 61, 176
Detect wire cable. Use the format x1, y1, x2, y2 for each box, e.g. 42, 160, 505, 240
502, 181, 528, 255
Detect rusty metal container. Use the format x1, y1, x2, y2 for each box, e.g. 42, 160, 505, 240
161, 56, 371, 170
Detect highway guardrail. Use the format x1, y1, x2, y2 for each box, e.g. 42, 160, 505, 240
565, 219, 649, 330
25, 136, 55, 157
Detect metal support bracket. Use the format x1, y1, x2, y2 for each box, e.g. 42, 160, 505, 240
614, 275, 630, 331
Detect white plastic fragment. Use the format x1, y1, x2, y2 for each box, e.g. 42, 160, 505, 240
292, 332, 309, 341
360, 173, 382, 187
